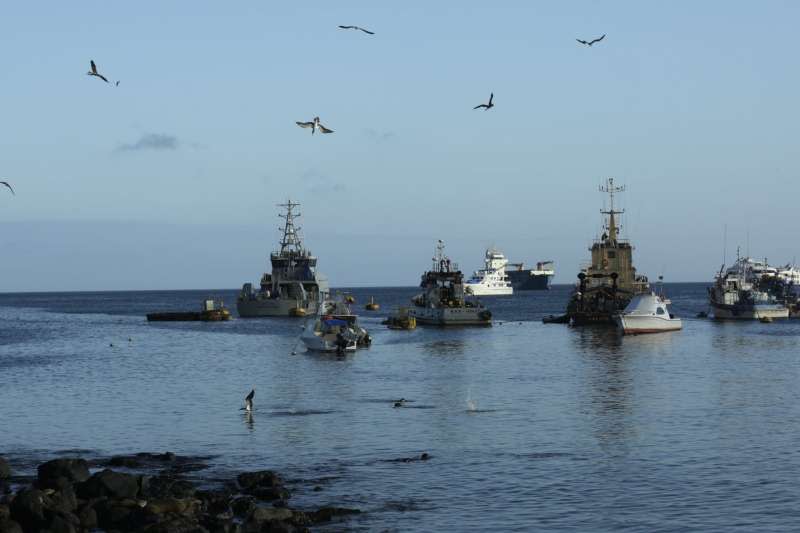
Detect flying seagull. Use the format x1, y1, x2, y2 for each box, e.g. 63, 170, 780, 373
576, 34, 605, 47
87, 60, 109, 83
115, 81, 120, 87
338, 25, 374, 35
296, 117, 334, 135
0, 181, 14, 195
242, 389, 255, 412
473, 93, 494, 110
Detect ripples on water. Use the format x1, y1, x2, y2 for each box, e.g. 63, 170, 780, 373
2, 284, 800, 531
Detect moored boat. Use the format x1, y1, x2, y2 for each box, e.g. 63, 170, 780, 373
147, 299, 231, 322
408, 240, 492, 326
709, 251, 790, 320
382, 307, 417, 330
301, 296, 371, 353
237, 200, 330, 317
615, 291, 681, 335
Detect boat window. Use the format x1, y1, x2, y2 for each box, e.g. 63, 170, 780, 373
607, 251, 616, 259
656, 307, 665, 315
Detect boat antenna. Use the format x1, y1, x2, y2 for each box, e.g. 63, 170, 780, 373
599, 177, 625, 244
723, 224, 727, 267
277, 199, 304, 254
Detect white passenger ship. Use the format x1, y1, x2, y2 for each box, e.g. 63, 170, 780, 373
464, 249, 513, 296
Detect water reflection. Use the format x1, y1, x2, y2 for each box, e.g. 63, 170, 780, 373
572, 327, 634, 451
422, 339, 466, 356
243, 411, 254, 431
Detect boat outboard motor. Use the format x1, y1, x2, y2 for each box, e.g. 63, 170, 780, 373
335, 332, 347, 355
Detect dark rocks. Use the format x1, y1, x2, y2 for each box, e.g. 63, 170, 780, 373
77, 468, 141, 500
230, 496, 256, 518
9, 487, 45, 531
37, 458, 90, 489
0, 458, 10, 479
0, 518, 23, 533
309, 506, 361, 524
237, 471, 290, 502
141, 474, 197, 499
4, 455, 361, 533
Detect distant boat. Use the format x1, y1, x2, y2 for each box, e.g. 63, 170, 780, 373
147, 298, 231, 322
463, 249, 513, 296
615, 292, 681, 335
709, 251, 790, 320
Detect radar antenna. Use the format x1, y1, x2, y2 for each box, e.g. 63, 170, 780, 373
277, 199, 304, 254
599, 178, 625, 243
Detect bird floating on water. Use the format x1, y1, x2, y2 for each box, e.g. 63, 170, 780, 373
576, 34, 605, 47
473, 93, 494, 110
338, 25, 374, 35
296, 117, 334, 135
242, 388, 255, 412
87, 60, 109, 83
393, 398, 406, 408
1, 181, 14, 195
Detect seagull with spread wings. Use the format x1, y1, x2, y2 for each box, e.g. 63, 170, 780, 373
473, 93, 494, 110
87, 60, 109, 83
296, 116, 334, 135
1, 181, 14, 195
576, 34, 605, 47
338, 25, 374, 35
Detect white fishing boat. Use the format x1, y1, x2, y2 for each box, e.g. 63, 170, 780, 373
615, 291, 682, 335
464, 249, 513, 296
300, 296, 371, 353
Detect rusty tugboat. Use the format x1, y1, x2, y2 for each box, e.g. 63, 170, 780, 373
544, 178, 649, 326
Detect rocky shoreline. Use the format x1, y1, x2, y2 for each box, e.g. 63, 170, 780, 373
0, 452, 360, 532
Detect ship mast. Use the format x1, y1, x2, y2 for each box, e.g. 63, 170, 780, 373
277, 199, 304, 255
599, 178, 625, 244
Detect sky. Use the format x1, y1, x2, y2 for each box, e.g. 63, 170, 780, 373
1, 1, 799, 291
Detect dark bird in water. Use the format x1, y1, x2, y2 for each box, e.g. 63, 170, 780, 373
473, 93, 494, 110
242, 388, 255, 412
296, 116, 334, 135
338, 25, 374, 35
87, 60, 109, 83
1, 181, 14, 195
393, 398, 406, 408
576, 34, 605, 47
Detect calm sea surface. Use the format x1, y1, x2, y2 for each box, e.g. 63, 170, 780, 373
2, 284, 800, 531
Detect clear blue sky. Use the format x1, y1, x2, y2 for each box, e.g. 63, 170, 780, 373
1, 1, 798, 291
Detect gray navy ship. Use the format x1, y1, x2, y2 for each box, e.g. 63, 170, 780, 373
506, 261, 555, 290
237, 200, 329, 318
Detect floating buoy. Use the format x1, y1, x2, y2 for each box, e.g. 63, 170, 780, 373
365, 297, 380, 311
289, 307, 307, 317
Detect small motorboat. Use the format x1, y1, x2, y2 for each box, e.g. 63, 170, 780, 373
614, 292, 681, 335
301, 296, 371, 353
382, 307, 417, 330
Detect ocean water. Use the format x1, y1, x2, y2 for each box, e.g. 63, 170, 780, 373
2, 284, 800, 532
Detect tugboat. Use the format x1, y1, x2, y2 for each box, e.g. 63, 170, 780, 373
544, 178, 649, 325
464, 248, 513, 296
708, 250, 790, 320
301, 295, 371, 353
237, 200, 330, 317
408, 240, 492, 326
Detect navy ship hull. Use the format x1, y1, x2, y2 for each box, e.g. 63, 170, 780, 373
506, 270, 553, 290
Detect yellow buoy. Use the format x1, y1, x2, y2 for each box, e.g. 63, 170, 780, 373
289, 307, 307, 317
365, 296, 380, 311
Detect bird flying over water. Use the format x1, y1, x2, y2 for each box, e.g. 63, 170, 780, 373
87, 60, 109, 83
473, 93, 494, 110
576, 34, 605, 47
296, 117, 334, 135
0, 181, 14, 195
338, 25, 374, 35
242, 388, 255, 412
